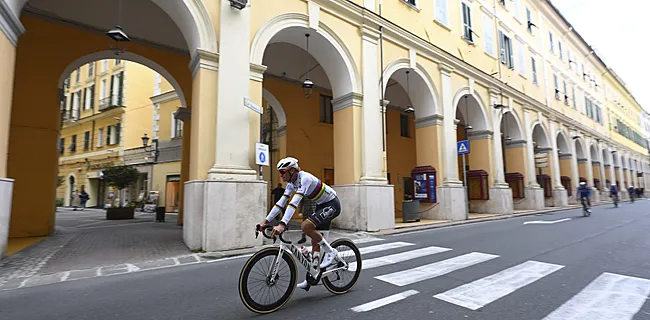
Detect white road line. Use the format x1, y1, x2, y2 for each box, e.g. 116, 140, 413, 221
523, 218, 572, 225
307, 241, 414, 254
350, 290, 419, 312
542, 272, 650, 320
374, 252, 499, 286
349, 246, 452, 272
433, 260, 564, 310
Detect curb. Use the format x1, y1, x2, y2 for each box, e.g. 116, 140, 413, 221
373, 201, 617, 236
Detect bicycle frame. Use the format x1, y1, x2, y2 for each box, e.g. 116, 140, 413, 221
256, 225, 348, 286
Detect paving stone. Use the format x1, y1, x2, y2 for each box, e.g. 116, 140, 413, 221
135, 259, 177, 270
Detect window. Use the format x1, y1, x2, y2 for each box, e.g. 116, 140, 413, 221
516, 40, 525, 76
84, 131, 90, 150
572, 85, 576, 108
102, 60, 108, 72
75, 68, 81, 83
558, 41, 563, 60
513, 0, 520, 19
549, 32, 554, 53
498, 0, 505, 7
171, 112, 184, 138
106, 126, 112, 145
319, 94, 333, 124
88, 63, 94, 77
59, 138, 65, 155
462, 2, 473, 42
568, 50, 573, 70
435, 0, 449, 26
400, 114, 410, 137
97, 128, 104, 147
531, 57, 538, 85
499, 31, 514, 69
553, 74, 559, 99
563, 80, 568, 105
115, 59, 121, 65
70, 135, 77, 153
482, 13, 495, 56
526, 8, 534, 33
101, 79, 107, 99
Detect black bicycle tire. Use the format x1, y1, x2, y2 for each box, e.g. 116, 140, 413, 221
238, 247, 298, 314
322, 238, 362, 295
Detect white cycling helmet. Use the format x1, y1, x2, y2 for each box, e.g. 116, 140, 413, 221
277, 157, 299, 171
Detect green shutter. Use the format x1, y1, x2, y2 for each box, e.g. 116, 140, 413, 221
115, 123, 121, 145
110, 75, 114, 106
90, 85, 95, 108
118, 71, 124, 106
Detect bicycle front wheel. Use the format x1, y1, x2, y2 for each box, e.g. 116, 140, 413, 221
238, 247, 298, 314
322, 238, 362, 295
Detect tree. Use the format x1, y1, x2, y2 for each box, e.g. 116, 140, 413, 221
102, 165, 140, 208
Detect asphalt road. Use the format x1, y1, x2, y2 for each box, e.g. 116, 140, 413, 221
2, 200, 650, 320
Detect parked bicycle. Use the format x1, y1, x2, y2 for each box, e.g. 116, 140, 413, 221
238, 224, 362, 314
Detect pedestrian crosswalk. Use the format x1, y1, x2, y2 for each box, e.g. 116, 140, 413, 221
338, 238, 650, 319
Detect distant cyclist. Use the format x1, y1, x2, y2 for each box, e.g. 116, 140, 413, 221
609, 183, 619, 206
577, 181, 592, 213
258, 157, 341, 291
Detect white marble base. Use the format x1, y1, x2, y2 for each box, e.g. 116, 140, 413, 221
436, 185, 468, 221
514, 187, 545, 210
591, 190, 601, 203
332, 184, 395, 232
552, 188, 568, 207
568, 193, 578, 205
0, 178, 14, 260
470, 187, 513, 214
621, 190, 629, 201
600, 190, 610, 202
183, 179, 266, 252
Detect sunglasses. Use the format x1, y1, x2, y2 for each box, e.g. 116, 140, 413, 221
279, 170, 288, 175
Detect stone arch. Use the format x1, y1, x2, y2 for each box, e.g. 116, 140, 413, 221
63, 172, 77, 207
589, 143, 599, 161
556, 130, 571, 154
381, 59, 440, 119
453, 87, 490, 131
58, 51, 188, 108
497, 108, 524, 141
573, 138, 586, 159
530, 121, 550, 148
262, 88, 287, 129
7, 0, 218, 53
602, 148, 610, 165
250, 13, 360, 97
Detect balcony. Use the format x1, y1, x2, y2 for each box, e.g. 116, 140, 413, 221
98, 94, 124, 111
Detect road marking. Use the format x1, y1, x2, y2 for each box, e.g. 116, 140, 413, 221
523, 218, 571, 225
433, 260, 564, 310
308, 241, 414, 255
350, 290, 419, 312
374, 252, 499, 286
542, 272, 650, 320
349, 246, 452, 272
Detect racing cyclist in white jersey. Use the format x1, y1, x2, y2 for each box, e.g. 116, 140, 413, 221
258, 157, 342, 291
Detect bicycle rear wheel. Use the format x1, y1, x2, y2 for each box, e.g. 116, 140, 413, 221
238, 247, 298, 314
322, 238, 362, 295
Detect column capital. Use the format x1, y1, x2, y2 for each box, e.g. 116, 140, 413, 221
467, 130, 493, 140
250, 63, 267, 82
438, 63, 454, 76
0, 1, 25, 47
190, 49, 219, 78
360, 24, 380, 42
332, 92, 363, 112
415, 114, 443, 128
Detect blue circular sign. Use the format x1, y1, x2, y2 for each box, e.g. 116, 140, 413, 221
259, 152, 266, 163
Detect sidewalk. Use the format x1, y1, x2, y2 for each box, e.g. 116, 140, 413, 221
0, 199, 631, 291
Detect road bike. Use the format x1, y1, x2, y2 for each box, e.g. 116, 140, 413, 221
238, 224, 362, 314
611, 194, 619, 207
580, 198, 591, 217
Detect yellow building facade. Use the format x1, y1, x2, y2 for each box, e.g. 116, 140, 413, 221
1, 0, 649, 257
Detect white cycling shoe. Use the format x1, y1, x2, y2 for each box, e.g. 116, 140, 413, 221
319, 249, 339, 269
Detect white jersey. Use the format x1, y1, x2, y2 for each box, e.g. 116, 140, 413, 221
265, 171, 337, 225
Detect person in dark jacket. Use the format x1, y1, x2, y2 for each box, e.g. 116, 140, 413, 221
577, 181, 592, 213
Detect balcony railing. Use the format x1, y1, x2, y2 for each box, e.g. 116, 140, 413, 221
99, 94, 124, 111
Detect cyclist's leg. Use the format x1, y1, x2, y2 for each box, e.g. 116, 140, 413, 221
304, 198, 341, 268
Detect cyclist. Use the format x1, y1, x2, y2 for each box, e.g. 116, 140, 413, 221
258, 157, 341, 291
628, 185, 635, 202
577, 181, 592, 213
609, 183, 619, 205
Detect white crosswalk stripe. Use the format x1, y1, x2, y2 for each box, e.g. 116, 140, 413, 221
349, 246, 452, 272
433, 260, 564, 310
374, 252, 499, 286
541, 272, 650, 320
350, 290, 419, 312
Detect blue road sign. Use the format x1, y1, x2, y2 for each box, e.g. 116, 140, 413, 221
457, 140, 470, 155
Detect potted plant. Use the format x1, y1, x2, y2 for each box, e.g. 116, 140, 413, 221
102, 164, 140, 220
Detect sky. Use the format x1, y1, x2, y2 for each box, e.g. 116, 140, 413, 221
550, 0, 650, 113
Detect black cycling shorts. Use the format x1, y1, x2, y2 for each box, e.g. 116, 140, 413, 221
307, 197, 341, 230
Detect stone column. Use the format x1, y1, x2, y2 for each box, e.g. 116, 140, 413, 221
568, 130, 580, 204
549, 120, 568, 207
183, 1, 265, 253
0, 3, 22, 259
608, 148, 616, 184
584, 139, 599, 203
438, 63, 466, 220
522, 107, 544, 210
598, 143, 607, 196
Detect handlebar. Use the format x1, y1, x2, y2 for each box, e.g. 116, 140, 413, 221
255, 224, 292, 244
